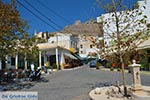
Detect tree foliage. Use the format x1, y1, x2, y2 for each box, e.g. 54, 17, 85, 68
96, 0, 150, 96
18, 33, 39, 63
97, 0, 150, 59
0, 0, 39, 65
0, 0, 29, 60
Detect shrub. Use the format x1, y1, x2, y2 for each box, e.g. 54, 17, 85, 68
106, 62, 111, 68
110, 67, 114, 71
117, 68, 121, 72
52, 64, 57, 69
140, 63, 146, 70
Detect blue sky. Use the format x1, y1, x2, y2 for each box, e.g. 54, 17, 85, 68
4, 0, 138, 36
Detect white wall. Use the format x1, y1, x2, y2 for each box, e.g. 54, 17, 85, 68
48, 33, 78, 50
97, 0, 150, 46
137, 0, 150, 23
86, 48, 97, 55
7, 57, 15, 69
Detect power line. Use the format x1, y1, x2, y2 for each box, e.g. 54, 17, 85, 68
16, 0, 59, 31
36, 0, 72, 25
24, 0, 62, 30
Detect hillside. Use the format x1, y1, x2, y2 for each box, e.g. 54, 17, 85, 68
61, 20, 103, 37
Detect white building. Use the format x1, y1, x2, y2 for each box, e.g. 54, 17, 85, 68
97, 0, 150, 46
78, 35, 99, 59
0, 56, 16, 70
0, 32, 79, 70
34, 31, 49, 40
48, 32, 78, 51
37, 32, 80, 69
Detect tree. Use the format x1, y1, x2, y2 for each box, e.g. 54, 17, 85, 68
96, 0, 150, 96
0, 0, 40, 70
0, 0, 29, 60
18, 33, 39, 69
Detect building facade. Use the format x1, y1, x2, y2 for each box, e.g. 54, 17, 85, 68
97, 0, 150, 46
78, 35, 99, 59
48, 32, 78, 52
37, 32, 80, 69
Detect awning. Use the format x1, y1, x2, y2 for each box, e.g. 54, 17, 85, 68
37, 42, 69, 51
37, 42, 57, 50
137, 37, 150, 50
71, 53, 82, 60
64, 53, 77, 59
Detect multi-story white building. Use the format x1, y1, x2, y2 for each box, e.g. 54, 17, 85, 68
48, 32, 78, 52
37, 32, 80, 69
97, 0, 150, 46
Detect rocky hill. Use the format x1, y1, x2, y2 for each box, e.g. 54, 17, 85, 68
61, 20, 103, 37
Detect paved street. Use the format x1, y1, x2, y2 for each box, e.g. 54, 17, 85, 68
23, 65, 150, 100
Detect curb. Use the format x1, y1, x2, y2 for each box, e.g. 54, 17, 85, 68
100, 68, 150, 75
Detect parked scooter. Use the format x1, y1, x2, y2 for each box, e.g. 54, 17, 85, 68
29, 67, 41, 81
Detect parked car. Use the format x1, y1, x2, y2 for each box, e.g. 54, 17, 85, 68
89, 60, 97, 68
81, 58, 88, 64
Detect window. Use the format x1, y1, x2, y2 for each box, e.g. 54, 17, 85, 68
81, 51, 83, 54
80, 44, 83, 48
51, 41, 55, 43
11, 57, 15, 66
90, 45, 92, 48
42, 33, 44, 38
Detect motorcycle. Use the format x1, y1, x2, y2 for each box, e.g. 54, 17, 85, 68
29, 68, 41, 81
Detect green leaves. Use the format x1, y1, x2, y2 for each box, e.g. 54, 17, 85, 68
138, 12, 142, 16
143, 15, 147, 18
140, 18, 147, 24
147, 23, 150, 28
98, 0, 149, 58
0, 0, 29, 60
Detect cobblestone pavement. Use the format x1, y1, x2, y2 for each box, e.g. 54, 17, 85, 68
22, 65, 150, 100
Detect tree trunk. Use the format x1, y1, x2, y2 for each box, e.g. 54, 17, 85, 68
111, 0, 127, 96
120, 55, 127, 96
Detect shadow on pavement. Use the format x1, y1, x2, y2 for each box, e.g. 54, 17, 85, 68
0, 77, 49, 91
92, 81, 116, 89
